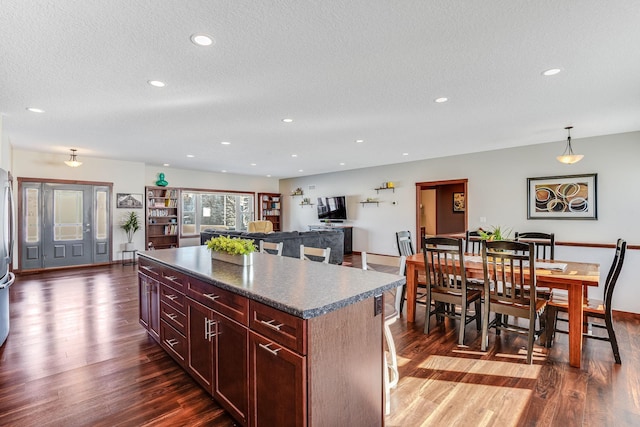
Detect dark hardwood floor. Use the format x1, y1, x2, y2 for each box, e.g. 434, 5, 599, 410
1, 257, 639, 426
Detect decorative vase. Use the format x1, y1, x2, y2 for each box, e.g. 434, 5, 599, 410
211, 251, 253, 266
125, 242, 135, 251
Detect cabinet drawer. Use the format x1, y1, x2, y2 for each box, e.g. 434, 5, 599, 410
139, 258, 186, 292
160, 320, 186, 365
186, 277, 248, 325
161, 301, 187, 335
250, 301, 306, 355
160, 283, 185, 313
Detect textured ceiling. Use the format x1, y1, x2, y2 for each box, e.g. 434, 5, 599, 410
1, 1, 639, 178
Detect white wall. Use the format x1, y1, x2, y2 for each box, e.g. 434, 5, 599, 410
12, 150, 278, 262
280, 131, 640, 313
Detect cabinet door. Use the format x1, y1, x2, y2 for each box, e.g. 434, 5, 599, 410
214, 313, 248, 426
186, 299, 214, 393
249, 332, 306, 427
139, 274, 151, 330
139, 273, 160, 342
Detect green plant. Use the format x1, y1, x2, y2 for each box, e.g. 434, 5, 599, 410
121, 211, 141, 243
478, 225, 512, 241
206, 235, 256, 255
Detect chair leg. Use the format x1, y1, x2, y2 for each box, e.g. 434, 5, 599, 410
458, 305, 466, 346
604, 312, 622, 364
481, 301, 490, 352
424, 287, 432, 335
474, 299, 482, 331
545, 306, 556, 348
526, 320, 535, 364
384, 320, 399, 388
495, 314, 502, 336
399, 284, 406, 314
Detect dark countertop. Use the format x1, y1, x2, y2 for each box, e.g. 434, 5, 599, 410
138, 246, 405, 319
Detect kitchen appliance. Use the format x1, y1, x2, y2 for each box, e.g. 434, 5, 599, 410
0, 168, 15, 347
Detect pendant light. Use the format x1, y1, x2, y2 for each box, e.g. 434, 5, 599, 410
556, 126, 583, 164
64, 149, 83, 167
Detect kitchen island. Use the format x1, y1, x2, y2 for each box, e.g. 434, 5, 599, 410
137, 246, 405, 427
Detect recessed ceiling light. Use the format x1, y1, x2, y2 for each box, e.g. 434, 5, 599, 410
220, 141, 231, 145
266, 174, 271, 178
402, 152, 409, 156
26, 107, 45, 113
434, 97, 448, 103
250, 163, 256, 166
291, 154, 297, 158
221, 170, 227, 173
542, 68, 562, 76
282, 118, 293, 123
163, 163, 170, 167
298, 169, 304, 172
355, 139, 364, 143
148, 80, 166, 87
190, 33, 214, 46
186, 154, 195, 158
339, 162, 345, 166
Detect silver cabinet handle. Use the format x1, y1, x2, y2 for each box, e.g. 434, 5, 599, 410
204, 318, 217, 341
140, 265, 154, 272
259, 342, 282, 356
167, 313, 178, 321
260, 319, 284, 331
165, 338, 179, 347
203, 293, 220, 301
166, 294, 178, 301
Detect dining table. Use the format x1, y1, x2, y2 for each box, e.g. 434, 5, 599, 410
404, 252, 600, 368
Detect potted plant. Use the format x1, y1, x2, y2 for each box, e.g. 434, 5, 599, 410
478, 225, 512, 241
206, 235, 256, 266
121, 211, 141, 251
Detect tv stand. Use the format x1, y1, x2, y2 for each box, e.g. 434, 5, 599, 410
309, 224, 352, 254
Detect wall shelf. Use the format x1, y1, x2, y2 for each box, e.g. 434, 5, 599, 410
374, 187, 395, 194
360, 201, 380, 206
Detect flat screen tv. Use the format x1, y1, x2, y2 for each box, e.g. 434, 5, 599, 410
316, 196, 347, 221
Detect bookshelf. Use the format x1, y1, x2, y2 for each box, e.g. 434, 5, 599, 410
258, 192, 281, 232
145, 186, 180, 249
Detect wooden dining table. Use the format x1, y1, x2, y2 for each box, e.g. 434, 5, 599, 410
404, 253, 600, 368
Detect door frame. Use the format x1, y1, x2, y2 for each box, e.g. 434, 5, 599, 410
415, 178, 468, 247
17, 177, 113, 272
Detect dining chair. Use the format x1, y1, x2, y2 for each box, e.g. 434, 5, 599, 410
361, 252, 406, 414
515, 232, 555, 260
396, 230, 427, 311
545, 238, 627, 364
299, 244, 330, 263
465, 230, 485, 255
423, 237, 482, 346
481, 240, 547, 364
259, 240, 283, 256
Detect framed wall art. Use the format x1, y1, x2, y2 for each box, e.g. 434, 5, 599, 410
527, 174, 597, 219
453, 192, 465, 212
117, 193, 143, 209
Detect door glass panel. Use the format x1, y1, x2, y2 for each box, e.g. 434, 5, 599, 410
26, 188, 40, 243
54, 190, 83, 241
96, 191, 107, 239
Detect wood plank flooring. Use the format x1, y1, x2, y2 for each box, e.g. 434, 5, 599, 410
1, 258, 639, 426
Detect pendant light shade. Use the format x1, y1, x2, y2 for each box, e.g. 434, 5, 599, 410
64, 149, 83, 167
556, 126, 583, 164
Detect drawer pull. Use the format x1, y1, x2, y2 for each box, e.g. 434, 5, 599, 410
167, 313, 178, 321
140, 265, 154, 272
165, 338, 179, 347
165, 294, 178, 301
204, 318, 217, 341
259, 342, 282, 356
203, 293, 220, 301
165, 275, 176, 280
260, 319, 284, 331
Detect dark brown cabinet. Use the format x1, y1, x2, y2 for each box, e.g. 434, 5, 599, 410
186, 298, 214, 393
138, 273, 160, 342
249, 331, 305, 427
145, 186, 180, 249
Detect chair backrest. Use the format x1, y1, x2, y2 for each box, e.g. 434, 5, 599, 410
396, 230, 415, 257
482, 240, 536, 309
603, 239, 627, 313
259, 240, 283, 256
248, 220, 273, 233
362, 252, 407, 317
465, 230, 486, 255
299, 244, 330, 263
515, 232, 555, 260
422, 236, 466, 293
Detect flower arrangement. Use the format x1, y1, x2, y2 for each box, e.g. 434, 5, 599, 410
478, 225, 512, 241
206, 235, 256, 255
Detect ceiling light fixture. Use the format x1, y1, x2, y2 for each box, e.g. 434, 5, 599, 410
542, 68, 562, 76
434, 97, 448, 103
26, 107, 45, 113
163, 163, 170, 167
355, 139, 364, 143
291, 154, 297, 157
556, 126, 583, 164
221, 141, 231, 145
190, 33, 214, 46
282, 118, 293, 123
186, 154, 195, 158
148, 80, 166, 87
64, 149, 83, 167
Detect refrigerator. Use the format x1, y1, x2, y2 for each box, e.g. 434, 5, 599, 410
0, 168, 15, 347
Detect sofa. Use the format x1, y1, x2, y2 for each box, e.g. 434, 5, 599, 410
200, 229, 345, 265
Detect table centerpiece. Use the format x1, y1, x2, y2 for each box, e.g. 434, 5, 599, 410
205, 235, 256, 266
